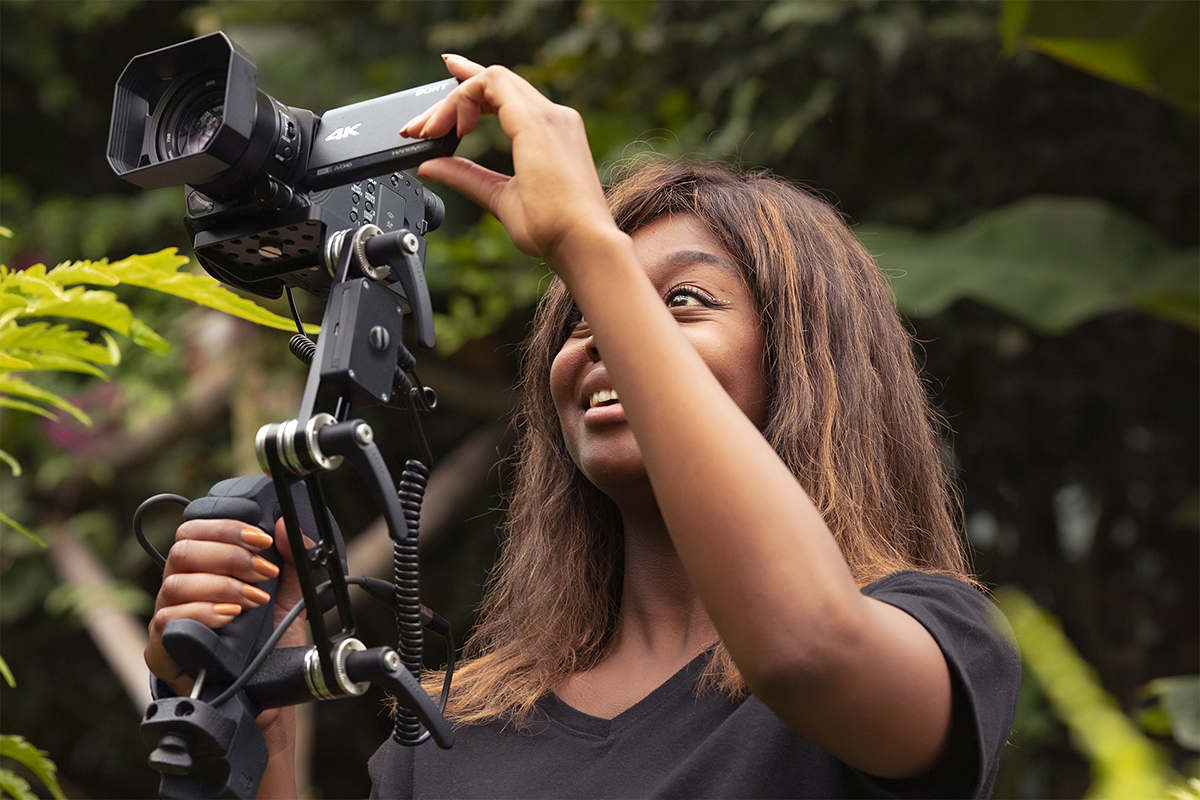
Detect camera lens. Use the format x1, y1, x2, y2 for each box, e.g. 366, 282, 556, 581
155, 72, 225, 160
182, 102, 224, 154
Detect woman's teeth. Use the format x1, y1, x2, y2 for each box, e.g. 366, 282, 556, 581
589, 389, 619, 408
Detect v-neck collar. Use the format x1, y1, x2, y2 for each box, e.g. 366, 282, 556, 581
539, 649, 715, 740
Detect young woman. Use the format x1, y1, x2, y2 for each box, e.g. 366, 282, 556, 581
147, 56, 1019, 799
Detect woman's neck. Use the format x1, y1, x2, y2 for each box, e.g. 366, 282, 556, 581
616, 508, 717, 659
552, 504, 718, 719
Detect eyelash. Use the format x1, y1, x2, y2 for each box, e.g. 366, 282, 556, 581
563, 285, 726, 336
665, 285, 728, 308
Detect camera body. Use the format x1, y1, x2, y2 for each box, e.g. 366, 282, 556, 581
107, 31, 457, 301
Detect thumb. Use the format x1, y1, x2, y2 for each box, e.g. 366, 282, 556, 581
417, 156, 511, 218
272, 518, 308, 613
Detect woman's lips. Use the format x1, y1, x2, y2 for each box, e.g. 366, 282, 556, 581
584, 388, 625, 423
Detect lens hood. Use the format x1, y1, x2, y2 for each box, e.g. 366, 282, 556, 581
107, 32, 257, 190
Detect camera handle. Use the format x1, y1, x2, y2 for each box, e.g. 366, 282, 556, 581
138, 221, 454, 799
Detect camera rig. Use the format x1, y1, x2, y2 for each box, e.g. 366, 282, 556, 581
113, 32, 462, 798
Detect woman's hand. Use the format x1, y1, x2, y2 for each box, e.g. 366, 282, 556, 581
145, 518, 307, 766
401, 55, 618, 267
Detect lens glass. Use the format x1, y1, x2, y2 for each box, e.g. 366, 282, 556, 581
183, 103, 224, 154
153, 72, 225, 160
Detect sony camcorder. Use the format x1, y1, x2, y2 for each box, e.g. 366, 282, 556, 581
107, 31, 458, 306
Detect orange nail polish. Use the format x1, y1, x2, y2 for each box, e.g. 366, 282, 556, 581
252, 556, 280, 579
214, 603, 242, 618
242, 528, 274, 550
244, 585, 271, 607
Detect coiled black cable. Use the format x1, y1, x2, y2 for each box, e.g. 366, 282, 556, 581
289, 333, 317, 366
393, 459, 429, 745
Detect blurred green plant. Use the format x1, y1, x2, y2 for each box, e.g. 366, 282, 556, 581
863, 196, 1200, 335
424, 214, 544, 354
1143, 676, 1200, 753
1000, 0, 1199, 116
0, 234, 313, 495
0, 732, 66, 800
995, 586, 1193, 799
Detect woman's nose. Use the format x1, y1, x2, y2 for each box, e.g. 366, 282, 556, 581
585, 335, 601, 363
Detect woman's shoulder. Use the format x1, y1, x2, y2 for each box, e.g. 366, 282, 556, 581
861, 570, 1019, 678
857, 569, 1021, 799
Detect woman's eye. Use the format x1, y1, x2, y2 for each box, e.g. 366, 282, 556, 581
666, 286, 723, 309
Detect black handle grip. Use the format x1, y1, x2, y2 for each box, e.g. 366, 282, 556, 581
177, 475, 282, 682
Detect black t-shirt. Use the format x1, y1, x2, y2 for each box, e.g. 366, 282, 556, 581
369, 571, 1020, 799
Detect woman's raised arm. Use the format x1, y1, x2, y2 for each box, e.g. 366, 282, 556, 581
404, 56, 954, 780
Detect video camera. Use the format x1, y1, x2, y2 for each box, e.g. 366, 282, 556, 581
108, 30, 457, 339
110, 31, 463, 798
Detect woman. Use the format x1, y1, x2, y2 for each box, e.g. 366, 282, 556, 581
147, 56, 1018, 799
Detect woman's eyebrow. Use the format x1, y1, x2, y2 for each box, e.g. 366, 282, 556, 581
657, 249, 741, 279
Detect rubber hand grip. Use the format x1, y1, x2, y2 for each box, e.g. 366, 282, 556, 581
178, 475, 283, 683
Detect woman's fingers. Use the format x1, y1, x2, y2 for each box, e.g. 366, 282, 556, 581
162, 538, 280, 585
417, 157, 514, 225
404, 58, 610, 263
174, 518, 276, 551
400, 54, 488, 138
146, 599, 246, 696
158, 571, 274, 611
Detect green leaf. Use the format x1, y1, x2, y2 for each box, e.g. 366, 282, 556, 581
128, 317, 170, 355
2, 351, 109, 378
0, 353, 31, 369
1001, 0, 1199, 115
0, 767, 35, 800
45, 259, 120, 287
108, 249, 317, 334
0, 656, 13, 688
995, 587, 1173, 800
0, 297, 31, 323
0, 265, 67, 301
0, 322, 119, 367
0, 736, 66, 800
22, 286, 134, 336
0, 375, 92, 426
0, 448, 22, 477
0, 397, 58, 421
1143, 676, 1200, 751
861, 196, 1199, 334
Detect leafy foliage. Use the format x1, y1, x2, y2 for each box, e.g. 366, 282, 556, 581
1001, 0, 1199, 116
1142, 676, 1200, 753
0, 735, 65, 800
865, 196, 1200, 334
995, 586, 1184, 799
0, 2, 1195, 797
0, 245, 309, 480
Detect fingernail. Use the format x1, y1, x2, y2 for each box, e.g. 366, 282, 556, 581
214, 603, 242, 619
252, 556, 280, 579
244, 585, 272, 607
242, 528, 274, 550
441, 53, 451, 61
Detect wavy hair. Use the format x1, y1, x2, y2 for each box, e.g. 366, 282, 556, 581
432, 159, 971, 726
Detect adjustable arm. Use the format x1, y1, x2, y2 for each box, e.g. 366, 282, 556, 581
138, 217, 453, 799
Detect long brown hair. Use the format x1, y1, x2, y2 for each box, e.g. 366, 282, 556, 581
433, 158, 971, 725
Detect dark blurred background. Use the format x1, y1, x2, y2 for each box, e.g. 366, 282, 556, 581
0, 1, 1195, 797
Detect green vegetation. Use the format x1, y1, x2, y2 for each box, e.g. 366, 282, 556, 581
1, 1, 1194, 796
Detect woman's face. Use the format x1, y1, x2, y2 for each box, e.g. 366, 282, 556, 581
549, 214, 769, 493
